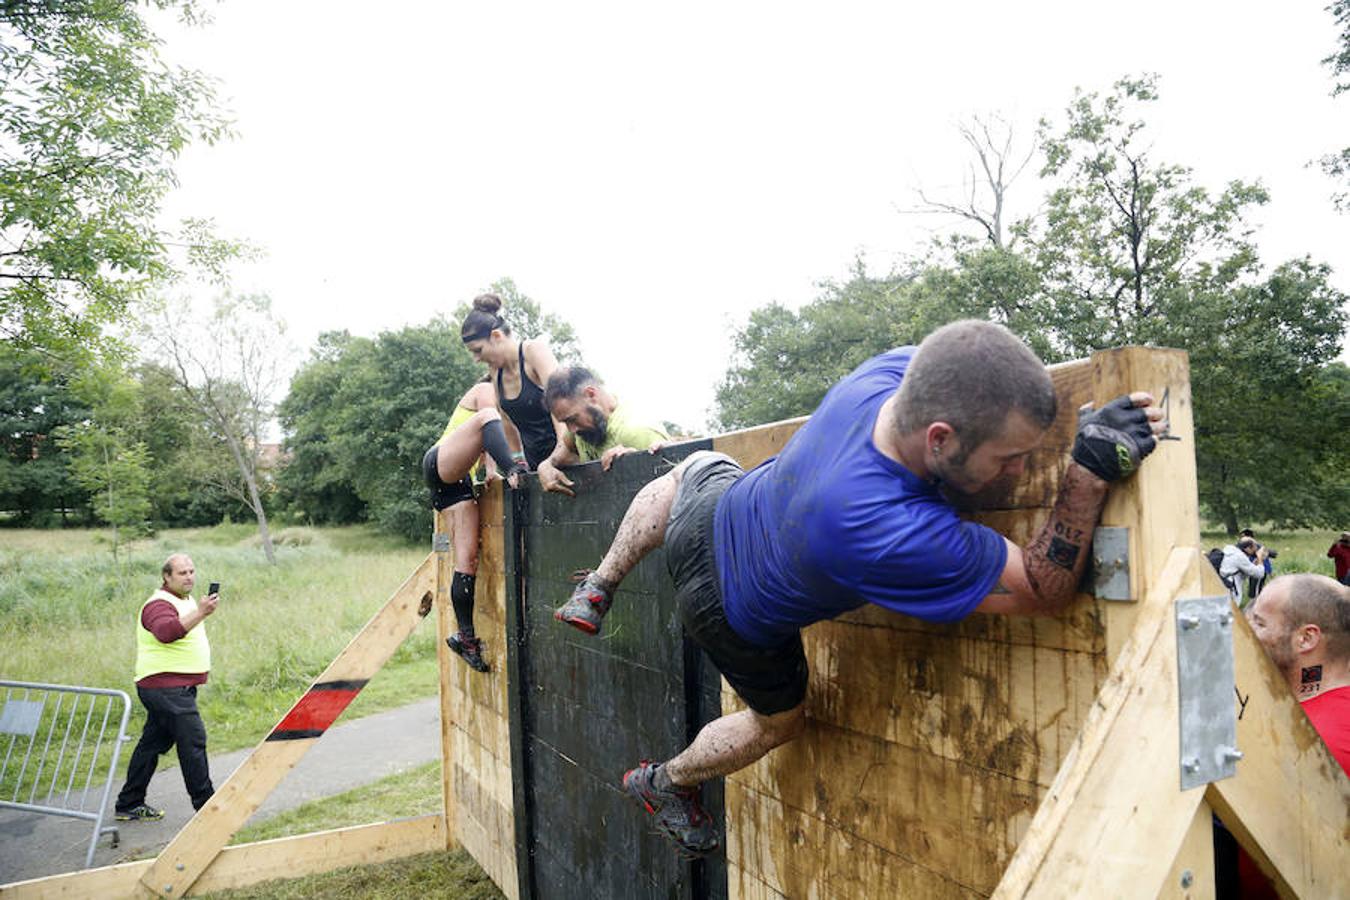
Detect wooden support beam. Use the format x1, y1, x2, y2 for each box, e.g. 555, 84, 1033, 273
1090, 347, 1199, 667
992, 547, 1208, 899
1159, 800, 1217, 900
134, 555, 437, 899
1205, 613, 1350, 899
0, 815, 443, 899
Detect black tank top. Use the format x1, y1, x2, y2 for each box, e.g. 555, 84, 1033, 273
497, 342, 556, 469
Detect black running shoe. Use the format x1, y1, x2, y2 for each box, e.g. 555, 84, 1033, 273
115, 803, 164, 822
622, 761, 719, 858
554, 570, 613, 635
447, 633, 490, 672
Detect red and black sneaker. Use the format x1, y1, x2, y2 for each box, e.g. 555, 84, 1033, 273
622, 761, 719, 858
447, 633, 490, 673
553, 570, 613, 636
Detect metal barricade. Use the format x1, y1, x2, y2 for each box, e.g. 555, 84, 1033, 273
0, 680, 132, 868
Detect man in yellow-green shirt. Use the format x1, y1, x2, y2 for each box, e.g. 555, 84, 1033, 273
114, 553, 218, 821
537, 366, 671, 497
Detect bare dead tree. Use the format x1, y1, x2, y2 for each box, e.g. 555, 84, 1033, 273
908, 113, 1038, 249
151, 293, 287, 564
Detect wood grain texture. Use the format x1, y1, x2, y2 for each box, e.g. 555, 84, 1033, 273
441, 481, 519, 900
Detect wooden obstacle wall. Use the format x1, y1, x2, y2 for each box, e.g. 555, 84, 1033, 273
6, 345, 1345, 899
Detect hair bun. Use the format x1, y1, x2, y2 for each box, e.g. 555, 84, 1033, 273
472, 293, 503, 314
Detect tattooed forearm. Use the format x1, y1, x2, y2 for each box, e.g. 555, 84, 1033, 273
1023, 463, 1110, 614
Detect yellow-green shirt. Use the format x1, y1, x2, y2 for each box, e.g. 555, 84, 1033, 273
574, 403, 669, 463
436, 404, 485, 482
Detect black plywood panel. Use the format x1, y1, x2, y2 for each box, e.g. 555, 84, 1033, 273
504, 440, 726, 900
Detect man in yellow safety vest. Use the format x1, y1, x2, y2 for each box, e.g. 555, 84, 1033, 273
114, 553, 219, 821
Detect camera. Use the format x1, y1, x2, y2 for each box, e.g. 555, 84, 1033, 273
1264, 549, 1278, 559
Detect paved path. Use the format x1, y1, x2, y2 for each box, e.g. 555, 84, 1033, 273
0, 697, 442, 885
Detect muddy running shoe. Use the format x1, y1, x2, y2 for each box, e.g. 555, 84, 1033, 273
622, 761, 719, 858
115, 803, 164, 822
553, 570, 613, 635
447, 633, 490, 673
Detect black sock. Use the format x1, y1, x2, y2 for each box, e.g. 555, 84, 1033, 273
451, 571, 477, 638
480, 419, 519, 476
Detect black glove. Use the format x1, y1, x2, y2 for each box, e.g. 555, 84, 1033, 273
1071, 395, 1157, 482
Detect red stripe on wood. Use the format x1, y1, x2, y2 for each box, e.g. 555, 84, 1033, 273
270, 687, 361, 737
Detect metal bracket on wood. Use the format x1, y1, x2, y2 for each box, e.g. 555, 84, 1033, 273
432, 532, 451, 553
1176, 595, 1240, 790
1092, 526, 1132, 601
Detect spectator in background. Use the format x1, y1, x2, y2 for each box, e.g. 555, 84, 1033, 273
1328, 532, 1350, 586
1238, 528, 1273, 598
114, 554, 218, 821
536, 366, 671, 497
1219, 538, 1267, 609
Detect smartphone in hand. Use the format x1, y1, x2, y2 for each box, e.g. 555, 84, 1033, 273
208, 582, 221, 596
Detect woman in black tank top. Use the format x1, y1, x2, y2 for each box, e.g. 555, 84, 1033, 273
460, 293, 561, 470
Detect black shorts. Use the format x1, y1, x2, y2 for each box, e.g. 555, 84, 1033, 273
664, 451, 809, 716
422, 445, 475, 511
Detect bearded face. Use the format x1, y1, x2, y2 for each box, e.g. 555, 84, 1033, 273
575, 405, 609, 447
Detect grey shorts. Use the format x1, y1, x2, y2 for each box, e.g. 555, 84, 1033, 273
664, 451, 809, 716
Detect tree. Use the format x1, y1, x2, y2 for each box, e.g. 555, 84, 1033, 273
153, 293, 287, 562
1028, 76, 1347, 530
274, 332, 369, 526
0, 1, 240, 362
1321, 0, 1350, 211
56, 367, 152, 557
1031, 75, 1270, 358
909, 114, 1036, 250
0, 343, 91, 524
714, 262, 915, 429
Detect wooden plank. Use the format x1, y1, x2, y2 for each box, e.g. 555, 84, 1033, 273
798, 618, 1102, 788
451, 731, 517, 898
442, 480, 518, 900
1158, 800, 1217, 900
726, 718, 1040, 894
713, 417, 807, 469
1205, 613, 1350, 900
134, 555, 438, 898
725, 779, 984, 899
1089, 347, 1199, 667
0, 816, 442, 899
992, 548, 1207, 899
435, 506, 457, 851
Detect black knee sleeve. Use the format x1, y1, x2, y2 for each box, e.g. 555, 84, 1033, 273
451, 571, 477, 637
480, 419, 521, 477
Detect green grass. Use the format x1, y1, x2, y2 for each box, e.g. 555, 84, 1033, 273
229, 761, 442, 844
197, 849, 504, 900
1198, 527, 1340, 580
0, 524, 436, 786
199, 762, 502, 900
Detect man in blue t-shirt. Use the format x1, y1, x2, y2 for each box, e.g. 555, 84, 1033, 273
553, 320, 1164, 858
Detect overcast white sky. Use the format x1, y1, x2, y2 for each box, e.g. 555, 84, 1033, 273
156, 1, 1349, 431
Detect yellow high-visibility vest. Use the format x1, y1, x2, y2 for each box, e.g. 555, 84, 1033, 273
133, 589, 210, 681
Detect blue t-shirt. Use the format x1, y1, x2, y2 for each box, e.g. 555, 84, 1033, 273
715, 347, 1009, 647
